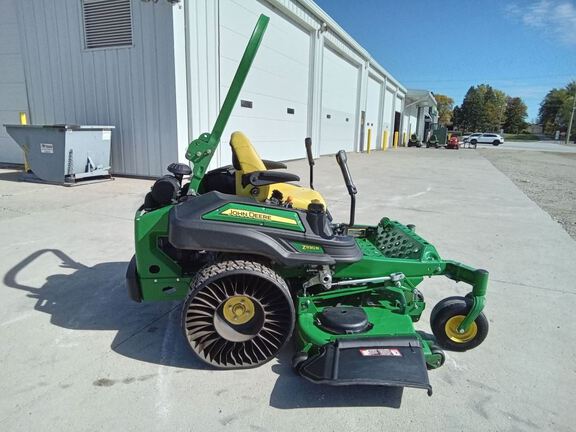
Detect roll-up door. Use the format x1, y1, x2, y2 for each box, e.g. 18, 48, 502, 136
319, 46, 359, 154
219, 0, 311, 164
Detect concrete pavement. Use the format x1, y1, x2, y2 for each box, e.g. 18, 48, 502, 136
1, 148, 575, 431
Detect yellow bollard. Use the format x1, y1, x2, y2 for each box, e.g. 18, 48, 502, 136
393, 131, 399, 149
367, 128, 372, 154
403, 132, 407, 146
383, 130, 389, 151
19, 112, 30, 172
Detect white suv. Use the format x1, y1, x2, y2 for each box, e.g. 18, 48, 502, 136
467, 133, 504, 147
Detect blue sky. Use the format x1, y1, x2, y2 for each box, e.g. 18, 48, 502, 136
314, 0, 576, 121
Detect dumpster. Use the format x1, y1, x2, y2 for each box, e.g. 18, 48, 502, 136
3, 124, 114, 185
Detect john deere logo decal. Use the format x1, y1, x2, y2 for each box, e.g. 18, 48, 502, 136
202, 204, 304, 232
221, 208, 297, 225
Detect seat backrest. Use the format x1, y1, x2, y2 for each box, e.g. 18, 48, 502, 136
230, 131, 269, 201
230, 131, 266, 173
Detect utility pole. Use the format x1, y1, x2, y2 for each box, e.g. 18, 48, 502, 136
567, 90, 576, 145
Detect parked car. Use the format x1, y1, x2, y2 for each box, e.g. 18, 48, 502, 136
467, 133, 504, 146
463, 133, 481, 144
446, 136, 460, 149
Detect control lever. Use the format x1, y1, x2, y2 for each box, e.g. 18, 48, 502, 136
304, 137, 315, 189
335, 150, 357, 227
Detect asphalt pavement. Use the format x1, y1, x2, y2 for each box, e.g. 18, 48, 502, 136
1, 147, 575, 431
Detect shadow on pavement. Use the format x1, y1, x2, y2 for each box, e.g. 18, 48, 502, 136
0, 170, 23, 183
3, 249, 208, 370
5, 249, 405, 408
268, 346, 403, 409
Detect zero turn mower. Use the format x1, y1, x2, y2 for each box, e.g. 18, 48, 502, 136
126, 15, 488, 395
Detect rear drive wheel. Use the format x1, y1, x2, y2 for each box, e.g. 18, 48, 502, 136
431, 298, 488, 351
182, 259, 295, 368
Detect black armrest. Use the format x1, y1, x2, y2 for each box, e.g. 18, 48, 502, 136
242, 170, 300, 188
262, 160, 287, 170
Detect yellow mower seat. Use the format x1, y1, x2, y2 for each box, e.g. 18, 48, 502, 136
230, 131, 326, 211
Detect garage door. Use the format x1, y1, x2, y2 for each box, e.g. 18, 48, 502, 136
319, 47, 359, 154
218, 0, 310, 165
0, 0, 27, 164
382, 87, 394, 148
364, 75, 381, 150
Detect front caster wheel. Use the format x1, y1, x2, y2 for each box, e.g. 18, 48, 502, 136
431, 298, 488, 352
182, 260, 295, 368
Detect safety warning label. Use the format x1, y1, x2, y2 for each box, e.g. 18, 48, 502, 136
359, 348, 402, 357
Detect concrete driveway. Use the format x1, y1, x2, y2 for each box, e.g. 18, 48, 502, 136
1, 148, 575, 431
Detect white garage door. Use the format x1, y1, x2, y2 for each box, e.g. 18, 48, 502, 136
319, 47, 359, 154
382, 87, 394, 148
218, 0, 310, 165
365, 75, 381, 150
0, 0, 27, 164
395, 95, 403, 115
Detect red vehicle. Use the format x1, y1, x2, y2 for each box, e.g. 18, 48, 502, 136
446, 135, 460, 149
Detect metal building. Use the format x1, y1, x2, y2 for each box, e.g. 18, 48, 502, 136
404, 89, 438, 142
1, 0, 411, 177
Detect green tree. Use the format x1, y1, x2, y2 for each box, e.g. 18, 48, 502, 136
457, 84, 508, 132
503, 97, 528, 134
452, 105, 462, 129
539, 81, 576, 135
459, 86, 484, 131
434, 94, 454, 125
477, 85, 507, 131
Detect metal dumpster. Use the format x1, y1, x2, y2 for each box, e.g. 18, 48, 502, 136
3, 124, 114, 185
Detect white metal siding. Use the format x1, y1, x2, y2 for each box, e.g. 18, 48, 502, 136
319, 46, 359, 154
365, 75, 381, 150
15, 0, 179, 176
218, 0, 311, 165
185, 0, 219, 165
406, 105, 418, 136
0, 0, 27, 164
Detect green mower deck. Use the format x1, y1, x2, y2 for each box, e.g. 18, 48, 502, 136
126, 14, 488, 396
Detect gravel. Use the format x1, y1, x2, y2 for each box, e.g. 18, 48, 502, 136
479, 149, 576, 239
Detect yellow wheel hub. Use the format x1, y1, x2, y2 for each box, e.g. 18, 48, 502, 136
445, 315, 478, 343
222, 296, 255, 325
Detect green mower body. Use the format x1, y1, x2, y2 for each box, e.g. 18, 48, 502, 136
127, 15, 488, 396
